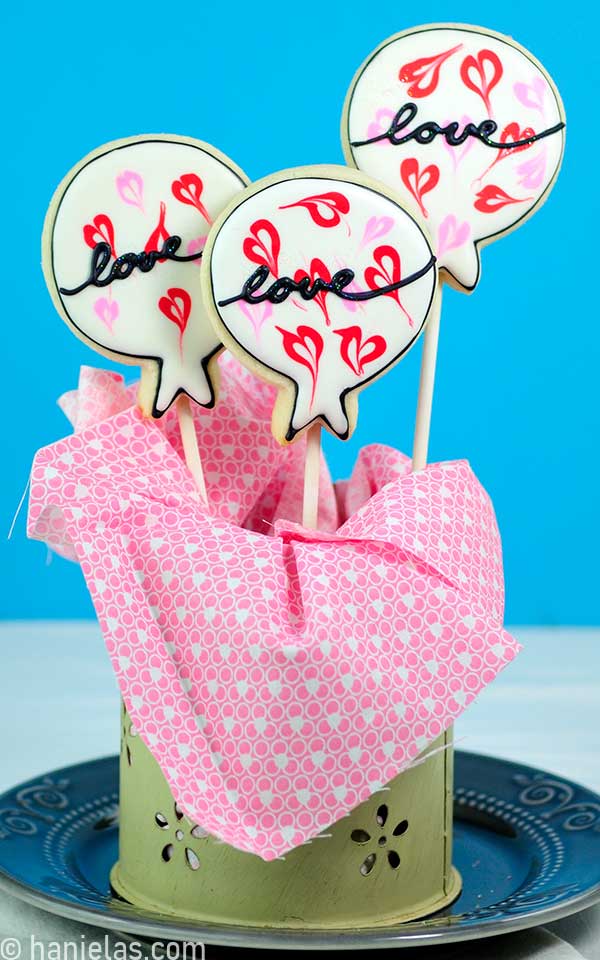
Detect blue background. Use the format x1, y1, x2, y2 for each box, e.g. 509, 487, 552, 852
1, 0, 597, 623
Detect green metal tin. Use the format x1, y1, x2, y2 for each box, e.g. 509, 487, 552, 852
111, 706, 461, 927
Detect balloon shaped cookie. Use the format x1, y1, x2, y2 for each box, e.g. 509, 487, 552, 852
343, 24, 565, 291
202, 166, 437, 442
43, 135, 248, 416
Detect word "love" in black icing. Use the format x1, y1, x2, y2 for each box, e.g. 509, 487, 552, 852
218, 257, 436, 308
350, 102, 565, 150
59, 237, 202, 297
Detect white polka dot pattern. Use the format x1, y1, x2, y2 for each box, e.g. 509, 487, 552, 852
28, 364, 520, 860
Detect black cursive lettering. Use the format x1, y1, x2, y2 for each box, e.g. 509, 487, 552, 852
350, 101, 564, 150
218, 256, 436, 308
59, 236, 202, 296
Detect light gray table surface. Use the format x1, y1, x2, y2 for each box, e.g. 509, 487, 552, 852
0, 622, 599, 958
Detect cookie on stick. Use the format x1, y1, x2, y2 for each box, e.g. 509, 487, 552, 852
201, 165, 437, 527
342, 24, 565, 469
42, 134, 249, 501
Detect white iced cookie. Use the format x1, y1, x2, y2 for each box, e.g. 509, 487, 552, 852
43, 135, 248, 416
343, 24, 565, 292
202, 166, 437, 443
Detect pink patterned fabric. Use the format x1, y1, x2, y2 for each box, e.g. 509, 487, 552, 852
28, 365, 520, 860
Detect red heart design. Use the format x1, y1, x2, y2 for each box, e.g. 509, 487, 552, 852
242, 219, 281, 277
83, 214, 116, 258
474, 184, 530, 213
158, 287, 192, 355
279, 192, 350, 228
275, 324, 323, 405
398, 42, 463, 98
171, 173, 212, 224
145, 201, 169, 260
460, 49, 503, 115
294, 258, 332, 325
399, 158, 440, 219
476, 122, 537, 183
364, 244, 413, 326
333, 325, 387, 377
497, 122, 536, 162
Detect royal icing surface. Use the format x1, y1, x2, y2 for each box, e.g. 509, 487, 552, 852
204, 170, 437, 442
344, 25, 565, 291
44, 136, 248, 416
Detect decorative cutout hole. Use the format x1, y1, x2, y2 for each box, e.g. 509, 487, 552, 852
376, 804, 388, 827
351, 829, 371, 845
393, 819, 409, 836
174, 803, 184, 821
190, 825, 208, 839
175, 829, 184, 841
155, 813, 169, 829
360, 853, 377, 876
126, 745, 132, 767
161, 843, 174, 862
185, 848, 200, 871
378, 836, 387, 846
388, 851, 401, 869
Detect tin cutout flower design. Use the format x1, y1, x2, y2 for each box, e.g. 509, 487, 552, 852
154, 800, 208, 871
351, 803, 409, 876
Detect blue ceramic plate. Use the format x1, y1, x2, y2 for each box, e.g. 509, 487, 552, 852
0, 751, 599, 949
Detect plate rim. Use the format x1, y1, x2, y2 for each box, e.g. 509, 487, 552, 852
0, 750, 599, 950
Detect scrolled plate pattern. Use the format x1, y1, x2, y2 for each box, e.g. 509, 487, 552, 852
0, 752, 599, 949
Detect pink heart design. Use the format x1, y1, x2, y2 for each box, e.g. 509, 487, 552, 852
516, 147, 548, 190
239, 299, 273, 338
116, 170, 144, 212
360, 216, 394, 248
94, 297, 119, 333
187, 236, 208, 263
365, 108, 396, 146
514, 77, 547, 115
441, 115, 476, 168
437, 215, 470, 258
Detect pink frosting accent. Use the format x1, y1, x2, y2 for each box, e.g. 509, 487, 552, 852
360, 215, 394, 248
238, 298, 273, 337
437, 214, 471, 258
115, 170, 144, 212
93, 297, 119, 333
514, 76, 547, 116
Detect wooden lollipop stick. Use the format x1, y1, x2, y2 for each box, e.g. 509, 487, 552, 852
176, 394, 208, 505
412, 281, 443, 473
302, 423, 322, 529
